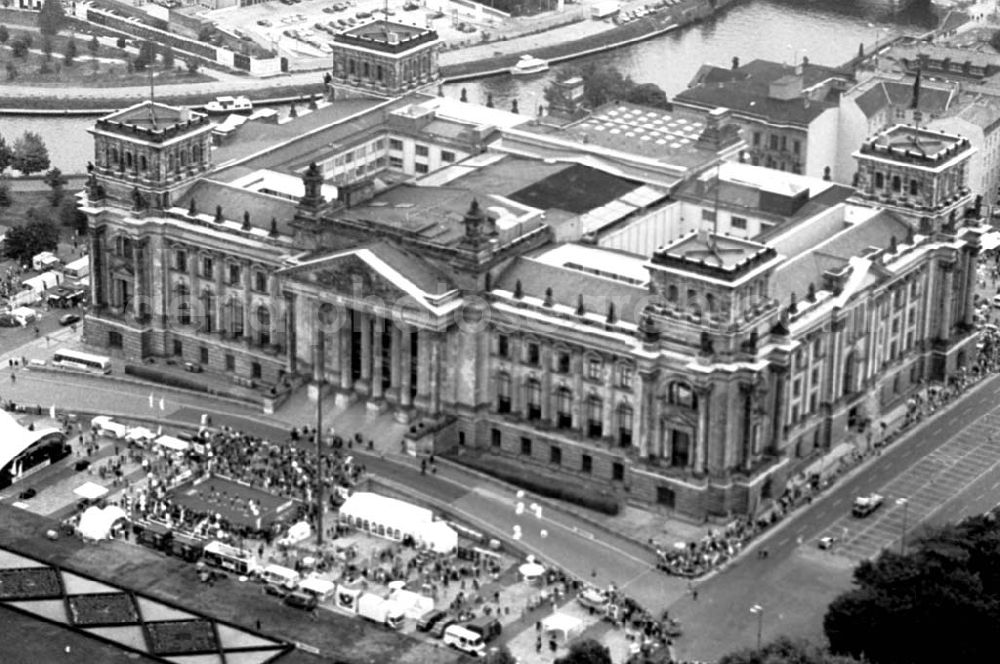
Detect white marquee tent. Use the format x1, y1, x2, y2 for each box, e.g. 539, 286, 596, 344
340, 492, 458, 551
74, 482, 109, 502
542, 612, 584, 643
77, 505, 128, 540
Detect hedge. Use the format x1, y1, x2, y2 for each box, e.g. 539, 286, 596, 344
124, 363, 209, 393
450, 453, 620, 515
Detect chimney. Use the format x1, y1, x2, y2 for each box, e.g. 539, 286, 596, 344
387, 31, 400, 45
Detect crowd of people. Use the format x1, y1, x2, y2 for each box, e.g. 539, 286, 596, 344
654, 518, 759, 578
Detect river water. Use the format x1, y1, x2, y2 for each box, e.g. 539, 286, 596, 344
2, 0, 938, 173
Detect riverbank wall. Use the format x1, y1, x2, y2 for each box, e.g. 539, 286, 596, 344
0, 0, 742, 114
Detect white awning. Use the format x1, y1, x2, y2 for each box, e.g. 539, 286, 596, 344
74, 482, 109, 501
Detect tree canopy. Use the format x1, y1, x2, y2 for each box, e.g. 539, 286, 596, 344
825, 511, 1000, 664
2, 216, 59, 264
38, 0, 65, 38
11, 132, 50, 176
555, 639, 613, 664
546, 62, 670, 111
0, 133, 11, 173
719, 636, 864, 664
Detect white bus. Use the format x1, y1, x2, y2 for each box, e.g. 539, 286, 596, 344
52, 350, 111, 374
203, 540, 259, 575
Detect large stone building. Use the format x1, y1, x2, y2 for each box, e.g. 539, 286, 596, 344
80, 83, 984, 519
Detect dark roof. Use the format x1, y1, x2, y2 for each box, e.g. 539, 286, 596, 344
507, 163, 638, 215
853, 79, 954, 118
334, 20, 437, 54
687, 64, 745, 88
674, 59, 848, 126
175, 180, 298, 234
495, 257, 648, 323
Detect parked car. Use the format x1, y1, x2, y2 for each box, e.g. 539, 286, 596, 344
284, 591, 318, 610
257, 19, 272, 26
818, 536, 837, 550
18, 487, 37, 500
264, 582, 290, 598
416, 609, 447, 632
852, 493, 884, 518
74, 459, 91, 472
430, 618, 456, 638
183, 362, 203, 373
59, 313, 81, 326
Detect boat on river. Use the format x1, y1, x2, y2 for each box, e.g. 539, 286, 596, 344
510, 55, 549, 76
203, 96, 254, 115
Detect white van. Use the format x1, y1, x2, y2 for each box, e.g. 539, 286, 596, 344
443, 624, 486, 657
91, 415, 129, 439
261, 564, 300, 589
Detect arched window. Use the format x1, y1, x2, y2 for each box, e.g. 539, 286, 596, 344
687, 289, 700, 314
125, 152, 133, 169
705, 293, 716, 314
169, 153, 177, 173
556, 386, 573, 429
122, 237, 133, 260
140, 155, 148, 172
526, 378, 541, 420
257, 305, 271, 345
178, 302, 191, 326
110, 147, 118, 165
193, 143, 202, 164
586, 394, 603, 438
616, 403, 633, 447
230, 298, 244, 337
667, 284, 678, 303
874, 172, 884, 189
180, 150, 188, 167
497, 372, 511, 414
909, 179, 919, 196
669, 382, 696, 409
892, 175, 901, 193
115, 235, 125, 256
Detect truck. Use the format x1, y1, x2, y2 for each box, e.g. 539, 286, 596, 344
852, 492, 884, 518
357, 593, 404, 629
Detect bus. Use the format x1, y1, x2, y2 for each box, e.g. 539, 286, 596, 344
202, 540, 259, 575
52, 350, 112, 374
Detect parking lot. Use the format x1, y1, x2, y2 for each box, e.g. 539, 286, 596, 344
816, 409, 1000, 562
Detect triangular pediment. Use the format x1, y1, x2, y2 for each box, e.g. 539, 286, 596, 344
285, 252, 412, 302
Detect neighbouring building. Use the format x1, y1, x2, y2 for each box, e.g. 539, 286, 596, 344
329, 20, 441, 98
80, 85, 984, 518
674, 59, 854, 181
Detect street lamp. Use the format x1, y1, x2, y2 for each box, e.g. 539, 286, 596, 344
896, 497, 909, 555
749, 604, 764, 650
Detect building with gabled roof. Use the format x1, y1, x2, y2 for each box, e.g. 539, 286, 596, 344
79, 84, 984, 519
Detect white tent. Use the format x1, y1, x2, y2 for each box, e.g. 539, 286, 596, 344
419, 520, 458, 554
0, 410, 62, 479
388, 588, 434, 619
519, 561, 545, 581
74, 482, 109, 501
77, 505, 128, 540
299, 576, 336, 601
22, 270, 62, 293
278, 521, 312, 546
338, 492, 433, 543
542, 613, 584, 643
154, 435, 190, 452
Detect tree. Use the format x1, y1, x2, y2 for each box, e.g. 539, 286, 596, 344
483, 645, 517, 664
825, 512, 1000, 664
625, 82, 668, 108
0, 178, 11, 212
63, 36, 77, 66
58, 198, 87, 232
11, 132, 50, 176
555, 639, 612, 664
38, 0, 66, 38
0, 24, 8, 47
43, 167, 67, 207
2, 217, 60, 264
719, 636, 864, 664
11, 36, 29, 59
161, 45, 174, 69
0, 133, 10, 173
554, 62, 669, 110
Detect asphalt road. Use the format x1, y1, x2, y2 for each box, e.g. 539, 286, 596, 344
670, 374, 1000, 662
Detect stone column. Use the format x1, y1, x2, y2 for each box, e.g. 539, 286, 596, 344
962, 247, 978, 328
214, 253, 225, 335
89, 228, 106, 309
389, 325, 402, 401
284, 293, 297, 374
770, 366, 789, 454
399, 326, 413, 408
131, 241, 142, 320
693, 384, 713, 475
429, 331, 441, 414
371, 316, 384, 400
414, 328, 432, 411
601, 360, 614, 440
639, 371, 656, 458
939, 262, 955, 341
313, 302, 325, 384
339, 311, 353, 391
357, 311, 372, 395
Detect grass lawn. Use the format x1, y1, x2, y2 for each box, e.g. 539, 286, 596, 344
0, 190, 53, 231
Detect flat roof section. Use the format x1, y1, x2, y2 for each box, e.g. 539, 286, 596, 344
334, 19, 438, 54
651, 231, 779, 283
508, 162, 638, 215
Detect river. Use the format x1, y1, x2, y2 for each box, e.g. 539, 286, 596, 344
1, 0, 939, 173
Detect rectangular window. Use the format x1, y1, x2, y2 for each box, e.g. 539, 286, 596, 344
441, 150, 456, 163
769, 134, 779, 150
520, 437, 532, 456
581, 454, 592, 474
389, 138, 403, 150
172, 339, 182, 356
254, 271, 267, 293
415, 144, 429, 157
557, 352, 571, 374
809, 392, 817, 413
389, 156, 403, 169
491, 428, 501, 449
415, 163, 429, 174
174, 250, 187, 272
225, 354, 235, 371
793, 140, 800, 155
753, 132, 760, 146
731, 216, 747, 230
228, 264, 241, 286
251, 362, 262, 379
497, 334, 509, 358
527, 342, 540, 366
620, 366, 633, 388
793, 379, 801, 398
587, 359, 601, 380
780, 135, 787, 151
202, 257, 213, 279
549, 445, 562, 465
199, 346, 209, 364
656, 486, 675, 507
701, 209, 716, 222
612, 462, 624, 481
812, 338, 822, 358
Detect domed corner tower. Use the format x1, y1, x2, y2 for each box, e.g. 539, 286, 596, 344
87, 101, 214, 210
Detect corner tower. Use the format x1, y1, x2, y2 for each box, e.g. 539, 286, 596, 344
87, 101, 214, 210
329, 20, 441, 98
